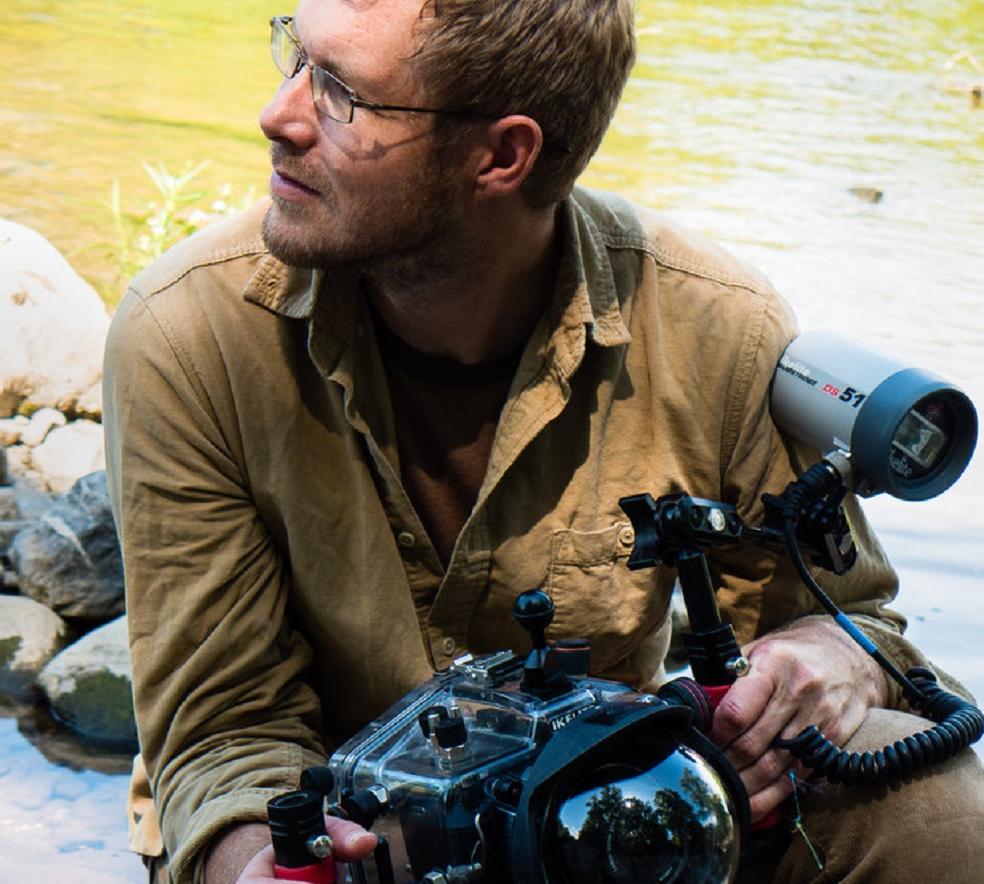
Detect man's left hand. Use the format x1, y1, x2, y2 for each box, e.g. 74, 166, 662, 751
708, 617, 889, 822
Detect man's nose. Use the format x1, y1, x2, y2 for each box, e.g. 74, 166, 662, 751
259, 68, 319, 149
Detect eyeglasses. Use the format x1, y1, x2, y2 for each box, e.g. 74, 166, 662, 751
268, 16, 571, 153
269, 15, 486, 124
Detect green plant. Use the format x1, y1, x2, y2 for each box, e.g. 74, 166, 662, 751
107, 161, 255, 283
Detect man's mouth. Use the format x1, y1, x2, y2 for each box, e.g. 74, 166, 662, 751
270, 169, 322, 199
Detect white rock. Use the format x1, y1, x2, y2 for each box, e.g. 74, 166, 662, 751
38, 616, 135, 743
4, 444, 32, 476
0, 415, 29, 446
0, 219, 109, 419
40, 616, 131, 691
19, 407, 67, 447
29, 420, 105, 494
0, 595, 70, 697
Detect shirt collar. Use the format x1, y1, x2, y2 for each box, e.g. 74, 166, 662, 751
242, 189, 633, 349
554, 191, 632, 348
243, 254, 323, 319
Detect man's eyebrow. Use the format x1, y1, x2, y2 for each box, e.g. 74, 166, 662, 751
293, 21, 364, 93
317, 53, 363, 92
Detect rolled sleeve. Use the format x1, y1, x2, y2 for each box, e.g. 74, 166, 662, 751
104, 288, 326, 882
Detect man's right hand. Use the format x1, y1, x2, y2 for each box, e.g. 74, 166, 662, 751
237, 815, 377, 883
206, 818, 378, 884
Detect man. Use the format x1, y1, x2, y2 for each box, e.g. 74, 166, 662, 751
103, 1, 984, 882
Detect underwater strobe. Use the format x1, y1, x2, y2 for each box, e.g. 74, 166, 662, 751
771, 330, 977, 500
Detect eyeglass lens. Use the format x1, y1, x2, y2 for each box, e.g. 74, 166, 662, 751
270, 17, 354, 123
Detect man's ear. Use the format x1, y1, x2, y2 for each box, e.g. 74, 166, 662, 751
472, 115, 543, 198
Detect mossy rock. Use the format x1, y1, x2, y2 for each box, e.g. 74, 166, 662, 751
0, 635, 21, 670
47, 670, 136, 744
38, 615, 136, 745
0, 594, 70, 699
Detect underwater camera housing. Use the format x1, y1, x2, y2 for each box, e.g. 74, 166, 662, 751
275, 590, 749, 884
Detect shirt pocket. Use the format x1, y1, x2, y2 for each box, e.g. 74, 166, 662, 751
545, 521, 661, 672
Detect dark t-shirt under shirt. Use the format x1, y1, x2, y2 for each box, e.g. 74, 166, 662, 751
373, 312, 524, 568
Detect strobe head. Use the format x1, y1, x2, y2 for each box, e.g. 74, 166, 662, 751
771, 330, 977, 500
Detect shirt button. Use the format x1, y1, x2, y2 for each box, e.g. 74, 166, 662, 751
619, 526, 635, 546
441, 636, 456, 655
397, 531, 416, 548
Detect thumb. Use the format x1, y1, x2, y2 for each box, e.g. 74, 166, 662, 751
323, 815, 378, 862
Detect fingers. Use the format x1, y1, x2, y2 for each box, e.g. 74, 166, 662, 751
708, 668, 775, 752
234, 819, 376, 883
733, 723, 812, 805
323, 815, 379, 862
745, 764, 798, 823
704, 620, 887, 824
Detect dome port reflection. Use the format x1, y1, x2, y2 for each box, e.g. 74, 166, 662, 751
554, 748, 738, 884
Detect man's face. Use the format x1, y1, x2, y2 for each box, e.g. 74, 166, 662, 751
259, 0, 464, 269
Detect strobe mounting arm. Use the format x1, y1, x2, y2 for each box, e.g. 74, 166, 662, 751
619, 481, 984, 786
618, 494, 749, 689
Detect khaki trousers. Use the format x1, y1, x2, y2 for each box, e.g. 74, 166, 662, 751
737, 708, 984, 883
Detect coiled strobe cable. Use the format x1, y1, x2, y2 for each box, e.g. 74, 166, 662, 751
770, 462, 984, 785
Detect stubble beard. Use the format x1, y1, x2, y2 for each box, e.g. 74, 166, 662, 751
262, 143, 465, 283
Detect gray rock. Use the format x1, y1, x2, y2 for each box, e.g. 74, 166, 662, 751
8, 480, 56, 521
0, 444, 6, 486
0, 483, 53, 523
0, 486, 17, 520
0, 219, 109, 419
0, 595, 70, 698
849, 186, 884, 204
19, 407, 67, 448
30, 420, 105, 494
37, 615, 135, 745
1, 518, 32, 551
8, 471, 123, 621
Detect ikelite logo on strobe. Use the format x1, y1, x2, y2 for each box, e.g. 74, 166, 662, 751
550, 707, 590, 732
778, 354, 818, 387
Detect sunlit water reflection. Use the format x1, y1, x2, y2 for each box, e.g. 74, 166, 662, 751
1, 1, 981, 880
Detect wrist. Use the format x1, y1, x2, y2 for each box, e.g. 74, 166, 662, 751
205, 822, 270, 884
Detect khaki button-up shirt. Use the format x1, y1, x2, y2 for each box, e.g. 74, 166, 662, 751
104, 188, 920, 882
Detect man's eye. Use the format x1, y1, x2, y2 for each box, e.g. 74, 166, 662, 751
314, 67, 351, 122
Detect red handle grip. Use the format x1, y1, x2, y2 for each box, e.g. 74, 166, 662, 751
274, 860, 337, 883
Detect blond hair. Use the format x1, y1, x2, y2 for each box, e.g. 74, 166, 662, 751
414, 0, 636, 207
